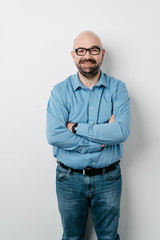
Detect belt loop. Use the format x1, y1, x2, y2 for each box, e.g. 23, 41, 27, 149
83, 169, 85, 175
102, 168, 106, 175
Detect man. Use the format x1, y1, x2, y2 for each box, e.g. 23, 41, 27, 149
46, 31, 130, 240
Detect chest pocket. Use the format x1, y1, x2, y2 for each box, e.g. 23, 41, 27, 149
97, 100, 113, 124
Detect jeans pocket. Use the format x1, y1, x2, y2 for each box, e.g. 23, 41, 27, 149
56, 165, 69, 181
105, 163, 121, 180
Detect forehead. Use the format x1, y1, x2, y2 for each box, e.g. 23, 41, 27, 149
74, 34, 102, 49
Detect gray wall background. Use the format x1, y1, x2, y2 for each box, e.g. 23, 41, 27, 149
0, 0, 160, 239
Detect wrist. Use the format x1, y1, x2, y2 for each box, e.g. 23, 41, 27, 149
71, 123, 78, 134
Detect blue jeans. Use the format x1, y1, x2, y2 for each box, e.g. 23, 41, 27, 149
56, 163, 122, 240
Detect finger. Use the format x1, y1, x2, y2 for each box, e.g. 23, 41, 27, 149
109, 115, 114, 123
101, 144, 107, 148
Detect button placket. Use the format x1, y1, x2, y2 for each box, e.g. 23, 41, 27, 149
89, 87, 104, 124
88, 90, 96, 125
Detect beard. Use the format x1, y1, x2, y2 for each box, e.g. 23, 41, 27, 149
76, 58, 102, 79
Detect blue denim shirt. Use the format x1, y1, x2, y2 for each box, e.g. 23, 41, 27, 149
46, 72, 130, 169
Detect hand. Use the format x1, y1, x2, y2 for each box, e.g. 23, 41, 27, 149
109, 114, 114, 123
66, 122, 75, 132
101, 144, 106, 148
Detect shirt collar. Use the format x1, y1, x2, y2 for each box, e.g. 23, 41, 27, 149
72, 71, 108, 91
96, 71, 108, 88
72, 73, 85, 91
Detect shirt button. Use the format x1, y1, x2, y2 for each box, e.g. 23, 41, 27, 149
91, 92, 94, 95
92, 162, 95, 165
90, 121, 93, 124
90, 106, 93, 110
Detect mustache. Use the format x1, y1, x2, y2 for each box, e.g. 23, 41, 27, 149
80, 58, 97, 64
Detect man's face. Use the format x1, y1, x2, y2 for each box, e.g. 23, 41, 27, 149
71, 33, 105, 79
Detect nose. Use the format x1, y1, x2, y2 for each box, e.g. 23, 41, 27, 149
84, 50, 92, 58
85, 50, 91, 57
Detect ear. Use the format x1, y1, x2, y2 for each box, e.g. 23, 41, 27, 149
102, 49, 105, 61
71, 51, 75, 60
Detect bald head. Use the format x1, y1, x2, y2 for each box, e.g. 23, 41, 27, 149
73, 31, 103, 49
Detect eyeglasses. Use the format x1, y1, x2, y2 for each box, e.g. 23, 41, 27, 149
74, 47, 103, 56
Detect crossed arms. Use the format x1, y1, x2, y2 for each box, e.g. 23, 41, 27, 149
66, 115, 115, 148
46, 82, 130, 154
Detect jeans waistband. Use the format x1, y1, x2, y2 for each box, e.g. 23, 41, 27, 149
57, 160, 120, 176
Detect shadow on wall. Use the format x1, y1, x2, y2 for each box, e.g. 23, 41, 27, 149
119, 95, 146, 239
84, 52, 146, 240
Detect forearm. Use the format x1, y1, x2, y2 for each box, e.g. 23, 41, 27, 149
76, 120, 130, 145
46, 114, 101, 153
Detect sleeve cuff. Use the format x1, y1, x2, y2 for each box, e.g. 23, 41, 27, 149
88, 141, 102, 152
76, 123, 90, 137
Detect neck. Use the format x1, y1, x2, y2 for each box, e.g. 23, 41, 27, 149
78, 71, 101, 88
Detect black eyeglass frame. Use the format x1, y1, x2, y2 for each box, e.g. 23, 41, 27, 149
74, 47, 103, 56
